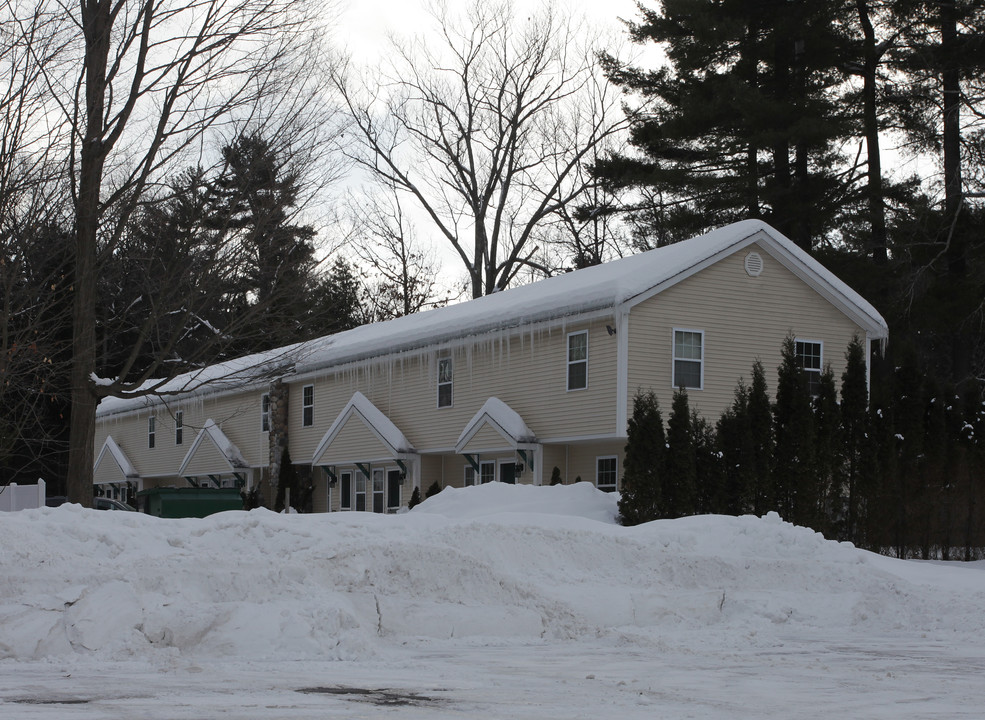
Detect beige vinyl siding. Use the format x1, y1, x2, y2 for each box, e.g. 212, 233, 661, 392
312, 469, 329, 514
93, 452, 127, 485
627, 242, 865, 420
567, 441, 624, 490
288, 318, 620, 462
540, 444, 568, 485
95, 391, 270, 479
321, 415, 396, 464
459, 423, 514, 453
420, 455, 445, 494
182, 437, 234, 476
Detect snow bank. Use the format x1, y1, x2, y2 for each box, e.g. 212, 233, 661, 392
2, 485, 983, 664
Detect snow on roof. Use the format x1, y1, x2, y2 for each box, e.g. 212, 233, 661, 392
178, 419, 250, 475
456, 397, 537, 451
97, 220, 888, 418
97, 436, 139, 478
311, 391, 415, 465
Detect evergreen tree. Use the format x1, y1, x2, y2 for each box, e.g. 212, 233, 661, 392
749, 360, 774, 515
717, 378, 756, 515
307, 258, 369, 337
425, 480, 442, 499
550, 466, 563, 486
813, 365, 841, 535
596, 0, 853, 249
840, 336, 871, 544
407, 486, 422, 510
773, 337, 816, 525
618, 390, 666, 526
665, 388, 697, 517
692, 411, 723, 515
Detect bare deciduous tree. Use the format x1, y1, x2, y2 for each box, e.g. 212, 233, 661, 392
335, 0, 628, 299
2, 0, 337, 502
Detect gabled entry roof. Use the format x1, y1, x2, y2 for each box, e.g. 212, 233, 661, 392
94, 435, 139, 480
455, 398, 538, 454
178, 419, 250, 477
311, 391, 416, 466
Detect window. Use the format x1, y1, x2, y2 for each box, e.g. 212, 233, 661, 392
567, 331, 588, 391
302, 385, 314, 427
795, 339, 823, 396
597, 456, 618, 492
174, 411, 183, 445
673, 329, 704, 389
340, 471, 352, 510
480, 460, 495, 484
355, 474, 366, 511
464, 466, 476, 486
261, 393, 270, 432
148, 416, 156, 449
372, 468, 385, 513
437, 357, 453, 408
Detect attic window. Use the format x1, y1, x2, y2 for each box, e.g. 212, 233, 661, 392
744, 252, 764, 277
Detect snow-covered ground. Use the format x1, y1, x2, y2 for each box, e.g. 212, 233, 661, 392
2, 483, 984, 718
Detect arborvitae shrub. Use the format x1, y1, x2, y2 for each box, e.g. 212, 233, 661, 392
425, 480, 442, 499
550, 466, 563, 485
407, 486, 422, 509
618, 390, 665, 526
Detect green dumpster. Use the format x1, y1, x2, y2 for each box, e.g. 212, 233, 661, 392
136, 487, 244, 518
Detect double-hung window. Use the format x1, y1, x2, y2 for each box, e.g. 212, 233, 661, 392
148, 416, 156, 449
465, 460, 495, 485
355, 474, 366, 511
302, 385, 314, 427
567, 331, 588, 391
596, 456, 618, 492
673, 329, 704, 389
372, 469, 385, 513
795, 339, 823, 396
437, 358, 453, 408
261, 393, 270, 432
174, 411, 183, 445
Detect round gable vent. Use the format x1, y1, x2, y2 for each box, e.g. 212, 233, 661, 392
744, 251, 764, 277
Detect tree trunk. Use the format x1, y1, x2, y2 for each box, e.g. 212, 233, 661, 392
66, 0, 112, 506
856, 0, 888, 264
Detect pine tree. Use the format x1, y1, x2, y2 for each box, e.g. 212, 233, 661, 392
749, 360, 774, 515
840, 336, 870, 544
665, 388, 697, 517
773, 337, 816, 525
618, 390, 666, 526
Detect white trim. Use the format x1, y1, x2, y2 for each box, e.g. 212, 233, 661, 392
148, 416, 156, 449
338, 469, 353, 511
497, 457, 519, 484
566, 330, 589, 392
672, 328, 705, 390
454, 397, 537, 453
174, 411, 183, 446
794, 337, 824, 395
615, 311, 629, 437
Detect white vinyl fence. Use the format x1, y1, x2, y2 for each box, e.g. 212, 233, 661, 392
0, 478, 46, 511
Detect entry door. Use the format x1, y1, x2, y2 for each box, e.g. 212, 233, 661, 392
387, 469, 402, 511
499, 460, 516, 485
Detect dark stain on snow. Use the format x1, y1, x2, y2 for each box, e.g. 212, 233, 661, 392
10, 697, 91, 705
298, 686, 446, 707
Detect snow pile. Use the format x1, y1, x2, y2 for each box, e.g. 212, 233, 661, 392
2, 483, 984, 665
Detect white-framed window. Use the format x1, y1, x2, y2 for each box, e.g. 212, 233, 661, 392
673, 329, 704, 390
355, 473, 366, 511
567, 330, 588, 391
596, 456, 618, 492
174, 411, 183, 445
480, 460, 495, 484
372, 468, 385, 513
261, 393, 270, 432
437, 357, 453, 408
464, 466, 476, 487
339, 470, 352, 510
148, 416, 156, 449
795, 339, 823, 396
302, 385, 314, 427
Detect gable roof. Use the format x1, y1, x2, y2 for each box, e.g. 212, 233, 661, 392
178, 419, 250, 476
311, 391, 415, 466
94, 435, 139, 479
455, 398, 538, 453
97, 220, 888, 418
